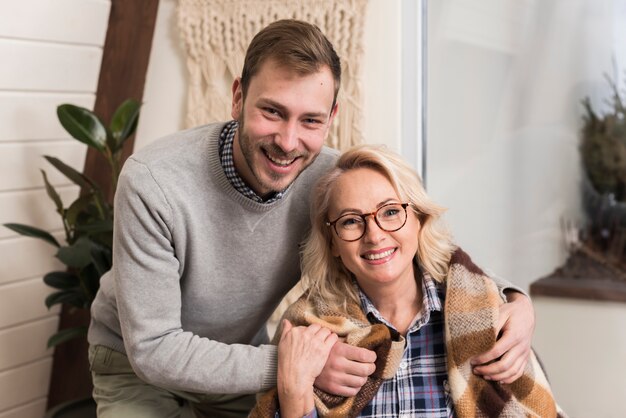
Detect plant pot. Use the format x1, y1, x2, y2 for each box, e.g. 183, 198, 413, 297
44, 397, 96, 418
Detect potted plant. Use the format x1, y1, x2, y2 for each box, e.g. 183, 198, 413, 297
3, 100, 140, 417
529, 74, 626, 302
4, 99, 140, 347
578, 73, 626, 274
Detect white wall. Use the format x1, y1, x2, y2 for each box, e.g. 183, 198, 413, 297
0, 1, 110, 416
133, 0, 187, 151
534, 297, 626, 418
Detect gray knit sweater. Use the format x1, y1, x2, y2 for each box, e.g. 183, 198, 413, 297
88, 122, 338, 394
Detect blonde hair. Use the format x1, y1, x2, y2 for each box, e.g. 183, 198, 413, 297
300, 144, 455, 311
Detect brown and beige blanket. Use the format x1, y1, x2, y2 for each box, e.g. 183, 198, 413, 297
445, 249, 566, 417
250, 248, 566, 418
249, 291, 406, 418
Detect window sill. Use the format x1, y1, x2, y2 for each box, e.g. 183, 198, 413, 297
530, 276, 626, 303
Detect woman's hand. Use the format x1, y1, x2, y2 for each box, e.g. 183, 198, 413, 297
277, 320, 337, 418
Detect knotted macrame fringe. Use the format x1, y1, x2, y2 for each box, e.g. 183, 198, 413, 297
177, 0, 367, 150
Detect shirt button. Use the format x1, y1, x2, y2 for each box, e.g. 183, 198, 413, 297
399, 361, 408, 369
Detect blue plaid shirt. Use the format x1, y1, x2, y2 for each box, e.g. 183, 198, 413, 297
218, 120, 289, 204
293, 272, 454, 418
356, 272, 454, 418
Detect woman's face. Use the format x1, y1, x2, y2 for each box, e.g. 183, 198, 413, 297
327, 168, 420, 292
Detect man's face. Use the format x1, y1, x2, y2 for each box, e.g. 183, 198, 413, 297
230, 59, 338, 198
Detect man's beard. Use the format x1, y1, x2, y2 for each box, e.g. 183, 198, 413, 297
236, 117, 314, 194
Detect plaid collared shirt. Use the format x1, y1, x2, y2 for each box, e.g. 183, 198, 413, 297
355, 272, 454, 418
218, 120, 289, 204
278, 272, 454, 418
295, 273, 455, 418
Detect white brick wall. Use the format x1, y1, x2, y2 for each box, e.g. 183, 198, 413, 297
0, 1, 110, 416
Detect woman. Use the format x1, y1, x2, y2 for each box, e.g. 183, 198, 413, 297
251, 145, 563, 418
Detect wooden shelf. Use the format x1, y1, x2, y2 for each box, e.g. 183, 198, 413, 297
530, 276, 626, 303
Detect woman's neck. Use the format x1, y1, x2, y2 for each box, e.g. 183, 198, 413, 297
360, 272, 422, 336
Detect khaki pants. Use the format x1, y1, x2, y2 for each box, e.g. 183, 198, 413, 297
89, 345, 257, 418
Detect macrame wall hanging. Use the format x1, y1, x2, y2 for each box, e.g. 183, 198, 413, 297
177, 0, 368, 150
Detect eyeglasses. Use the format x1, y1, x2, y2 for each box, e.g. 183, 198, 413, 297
326, 203, 411, 242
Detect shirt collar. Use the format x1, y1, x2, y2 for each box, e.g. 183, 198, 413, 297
357, 262, 443, 333
218, 120, 290, 204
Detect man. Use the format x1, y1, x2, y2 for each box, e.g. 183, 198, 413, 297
88, 19, 534, 417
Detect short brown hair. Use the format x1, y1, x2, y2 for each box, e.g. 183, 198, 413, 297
241, 19, 341, 106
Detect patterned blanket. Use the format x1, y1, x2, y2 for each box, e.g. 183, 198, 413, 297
250, 248, 566, 418
445, 249, 566, 417
249, 292, 405, 418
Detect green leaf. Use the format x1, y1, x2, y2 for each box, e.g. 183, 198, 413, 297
79, 264, 102, 303
44, 156, 95, 189
65, 193, 95, 227
91, 231, 113, 248
41, 170, 64, 215
44, 289, 84, 309
43, 271, 80, 289
105, 126, 117, 152
109, 99, 141, 151
47, 326, 88, 348
90, 243, 112, 277
57, 104, 107, 151
74, 200, 107, 223
3, 223, 60, 247
75, 219, 113, 234
56, 236, 93, 268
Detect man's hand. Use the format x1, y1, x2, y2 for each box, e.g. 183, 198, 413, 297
313, 340, 377, 396
471, 291, 535, 384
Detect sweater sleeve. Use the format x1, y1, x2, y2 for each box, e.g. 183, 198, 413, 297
490, 273, 528, 301
112, 158, 278, 394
